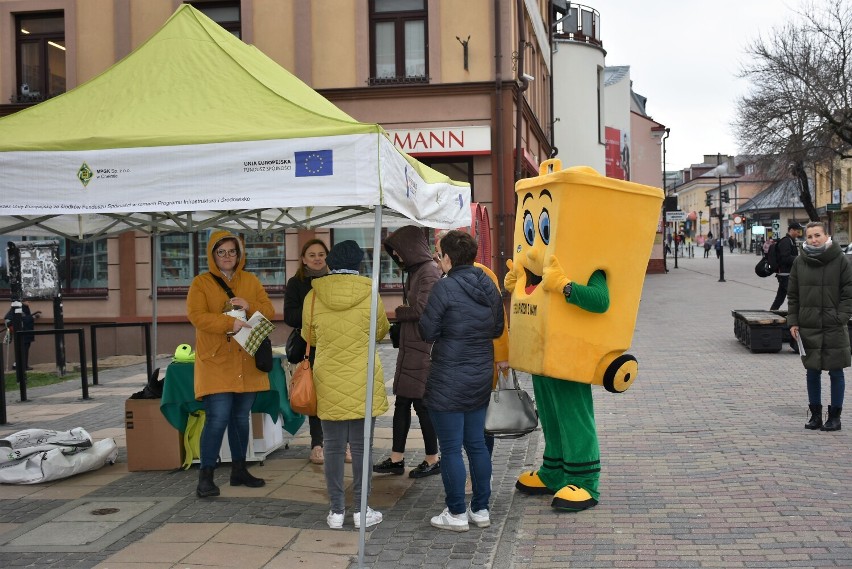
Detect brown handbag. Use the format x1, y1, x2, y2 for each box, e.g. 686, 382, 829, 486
289, 294, 317, 416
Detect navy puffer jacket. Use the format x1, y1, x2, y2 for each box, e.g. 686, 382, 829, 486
419, 264, 504, 413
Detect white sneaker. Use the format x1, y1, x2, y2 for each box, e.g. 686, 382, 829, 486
430, 507, 469, 532
327, 510, 344, 530
467, 506, 490, 528
353, 506, 383, 529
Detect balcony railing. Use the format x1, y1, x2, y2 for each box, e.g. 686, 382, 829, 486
368, 75, 429, 86
553, 3, 602, 47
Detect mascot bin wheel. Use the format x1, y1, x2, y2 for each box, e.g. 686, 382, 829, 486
602, 354, 638, 393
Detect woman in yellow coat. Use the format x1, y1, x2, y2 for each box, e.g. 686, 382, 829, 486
303, 240, 390, 530
187, 230, 275, 498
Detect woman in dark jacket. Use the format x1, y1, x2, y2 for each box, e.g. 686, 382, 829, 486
419, 230, 504, 532
787, 221, 852, 432
373, 225, 442, 479
284, 238, 331, 464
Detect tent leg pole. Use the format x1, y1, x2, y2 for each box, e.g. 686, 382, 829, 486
358, 206, 383, 567
152, 230, 159, 372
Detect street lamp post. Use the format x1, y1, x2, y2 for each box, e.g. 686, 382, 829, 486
717, 153, 726, 282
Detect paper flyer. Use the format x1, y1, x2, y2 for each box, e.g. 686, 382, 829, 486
233, 311, 275, 356
795, 332, 806, 356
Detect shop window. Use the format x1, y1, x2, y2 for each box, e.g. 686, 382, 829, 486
419, 157, 474, 201
14, 12, 66, 103
242, 232, 286, 293
0, 235, 107, 297
156, 231, 285, 295
332, 227, 434, 291
369, 0, 427, 85
186, 1, 241, 38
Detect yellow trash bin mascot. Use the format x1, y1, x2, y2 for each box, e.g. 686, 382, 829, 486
504, 160, 663, 511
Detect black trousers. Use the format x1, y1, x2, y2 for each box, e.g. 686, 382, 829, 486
770, 274, 789, 311
392, 395, 439, 456
308, 414, 323, 448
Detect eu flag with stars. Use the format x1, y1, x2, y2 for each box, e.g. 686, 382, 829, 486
295, 150, 333, 177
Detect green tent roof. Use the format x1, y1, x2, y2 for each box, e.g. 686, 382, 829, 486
0, 4, 377, 151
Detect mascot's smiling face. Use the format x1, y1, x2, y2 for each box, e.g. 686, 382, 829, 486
514, 188, 554, 298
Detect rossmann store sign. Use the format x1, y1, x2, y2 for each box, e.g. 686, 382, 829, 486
384, 126, 491, 157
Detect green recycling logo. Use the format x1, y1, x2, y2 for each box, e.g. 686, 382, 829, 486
77, 162, 93, 188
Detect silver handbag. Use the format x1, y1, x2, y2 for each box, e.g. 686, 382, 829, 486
484, 369, 538, 438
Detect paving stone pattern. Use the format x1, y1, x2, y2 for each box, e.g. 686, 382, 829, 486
1, 251, 851, 568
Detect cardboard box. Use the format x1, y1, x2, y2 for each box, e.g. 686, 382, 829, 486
125, 399, 184, 471
252, 412, 284, 453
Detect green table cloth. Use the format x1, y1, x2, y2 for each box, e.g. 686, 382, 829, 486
159, 355, 304, 435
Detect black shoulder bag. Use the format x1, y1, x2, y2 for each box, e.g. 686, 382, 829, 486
210, 273, 273, 372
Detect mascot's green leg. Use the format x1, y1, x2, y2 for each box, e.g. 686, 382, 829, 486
527, 375, 600, 511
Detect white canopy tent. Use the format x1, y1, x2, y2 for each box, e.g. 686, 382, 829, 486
0, 6, 470, 562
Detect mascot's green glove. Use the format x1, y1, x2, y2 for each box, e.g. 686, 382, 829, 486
504, 258, 520, 293
542, 255, 570, 294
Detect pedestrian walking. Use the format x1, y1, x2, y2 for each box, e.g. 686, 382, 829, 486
4, 302, 40, 371
770, 222, 803, 310
787, 221, 851, 432
703, 238, 711, 258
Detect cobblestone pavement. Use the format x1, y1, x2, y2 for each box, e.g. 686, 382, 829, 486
1, 249, 851, 568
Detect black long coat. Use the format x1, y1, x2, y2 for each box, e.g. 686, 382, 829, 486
384, 225, 441, 399
787, 242, 852, 370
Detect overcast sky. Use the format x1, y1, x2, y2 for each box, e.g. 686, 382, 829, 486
595, 0, 801, 171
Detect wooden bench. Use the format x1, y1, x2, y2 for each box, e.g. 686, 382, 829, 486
732, 310, 790, 353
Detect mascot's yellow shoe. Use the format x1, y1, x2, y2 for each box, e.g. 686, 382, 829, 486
515, 470, 555, 495
551, 485, 598, 512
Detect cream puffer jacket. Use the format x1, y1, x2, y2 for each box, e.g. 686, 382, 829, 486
302, 273, 389, 421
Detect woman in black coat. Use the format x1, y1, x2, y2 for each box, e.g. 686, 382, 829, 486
419, 230, 504, 532
284, 239, 330, 463
373, 225, 442, 479
787, 221, 852, 432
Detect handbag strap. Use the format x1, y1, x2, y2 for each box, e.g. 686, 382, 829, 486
302, 293, 316, 360
210, 273, 235, 299
496, 367, 521, 391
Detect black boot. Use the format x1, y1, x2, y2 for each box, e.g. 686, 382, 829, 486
230, 460, 265, 487
196, 467, 220, 498
805, 404, 823, 430
821, 406, 842, 431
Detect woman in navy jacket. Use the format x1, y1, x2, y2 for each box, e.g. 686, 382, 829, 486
419, 230, 504, 532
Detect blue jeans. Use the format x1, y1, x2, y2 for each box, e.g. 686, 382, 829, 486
806, 368, 845, 408
430, 406, 491, 515
200, 392, 256, 469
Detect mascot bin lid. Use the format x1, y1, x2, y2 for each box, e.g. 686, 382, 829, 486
516, 160, 664, 202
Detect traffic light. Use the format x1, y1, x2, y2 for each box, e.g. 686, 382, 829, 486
705, 193, 712, 206
722, 190, 730, 203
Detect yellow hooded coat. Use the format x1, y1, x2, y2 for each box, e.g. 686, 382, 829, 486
187, 230, 275, 400
303, 273, 390, 420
